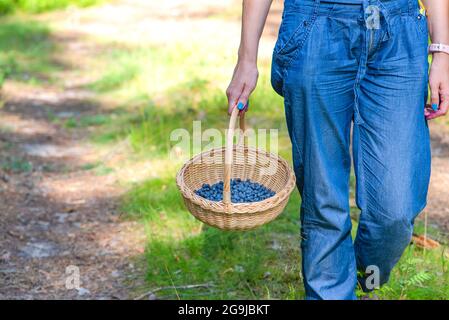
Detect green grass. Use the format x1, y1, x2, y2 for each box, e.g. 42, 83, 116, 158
372, 244, 448, 299
0, 2, 102, 88
89, 49, 142, 93
122, 179, 303, 299
86, 43, 288, 160
0, 0, 103, 15
1, 156, 33, 173
0, 20, 58, 86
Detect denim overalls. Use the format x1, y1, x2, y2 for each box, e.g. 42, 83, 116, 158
271, 0, 430, 299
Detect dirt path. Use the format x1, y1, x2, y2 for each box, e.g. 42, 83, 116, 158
0, 8, 150, 299
426, 121, 449, 233
0, 81, 148, 299
0, 0, 447, 300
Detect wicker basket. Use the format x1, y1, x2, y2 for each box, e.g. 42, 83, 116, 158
176, 107, 296, 231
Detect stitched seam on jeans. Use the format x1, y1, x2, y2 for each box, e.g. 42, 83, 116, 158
275, 17, 303, 55
291, 131, 304, 173
275, 6, 318, 56
283, 97, 304, 169
367, 27, 386, 62
353, 17, 369, 125
284, 22, 314, 70
356, 129, 365, 214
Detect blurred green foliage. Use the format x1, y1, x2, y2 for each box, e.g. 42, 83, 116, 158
0, 21, 57, 87
0, 54, 16, 86
0, 0, 101, 15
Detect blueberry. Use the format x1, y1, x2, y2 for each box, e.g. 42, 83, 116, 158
195, 179, 275, 202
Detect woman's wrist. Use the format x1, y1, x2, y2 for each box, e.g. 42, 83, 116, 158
238, 44, 258, 64
237, 55, 257, 66
432, 52, 449, 69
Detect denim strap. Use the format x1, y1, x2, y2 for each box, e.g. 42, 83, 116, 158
408, 0, 414, 15
314, 0, 320, 13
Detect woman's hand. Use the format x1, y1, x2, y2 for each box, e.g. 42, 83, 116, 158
226, 60, 259, 115
426, 53, 449, 120
225, 0, 272, 114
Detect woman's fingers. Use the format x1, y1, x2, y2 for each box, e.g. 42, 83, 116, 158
426, 94, 449, 120
439, 97, 449, 115
430, 82, 440, 112
242, 100, 250, 113
226, 83, 243, 115
426, 73, 443, 120
426, 70, 449, 119
226, 62, 258, 115
424, 105, 432, 117
236, 83, 253, 114
226, 82, 254, 115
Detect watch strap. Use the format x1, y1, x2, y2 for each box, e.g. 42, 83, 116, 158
429, 43, 449, 55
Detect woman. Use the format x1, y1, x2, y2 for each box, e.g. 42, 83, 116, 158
226, 0, 449, 300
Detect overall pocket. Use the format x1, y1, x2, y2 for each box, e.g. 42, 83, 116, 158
411, 10, 428, 35
271, 8, 317, 96
273, 10, 316, 67
404, 9, 429, 56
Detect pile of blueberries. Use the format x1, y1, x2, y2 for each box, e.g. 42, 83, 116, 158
194, 178, 276, 203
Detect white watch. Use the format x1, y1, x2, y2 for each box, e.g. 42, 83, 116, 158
428, 43, 449, 55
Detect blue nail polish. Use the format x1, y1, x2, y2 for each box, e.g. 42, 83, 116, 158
432, 103, 438, 111
237, 102, 244, 110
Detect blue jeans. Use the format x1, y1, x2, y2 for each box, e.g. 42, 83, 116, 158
271, 0, 430, 299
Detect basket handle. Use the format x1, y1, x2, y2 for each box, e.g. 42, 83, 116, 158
223, 107, 246, 206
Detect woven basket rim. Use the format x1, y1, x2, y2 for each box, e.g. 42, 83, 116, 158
176, 146, 296, 214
